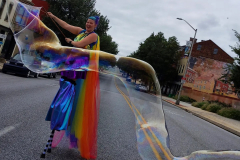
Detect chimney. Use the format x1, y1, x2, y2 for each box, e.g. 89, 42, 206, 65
201, 40, 204, 42
190, 37, 197, 44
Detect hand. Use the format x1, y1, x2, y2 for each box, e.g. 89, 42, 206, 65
65, 38, 72, 44
47, 12, 55, 19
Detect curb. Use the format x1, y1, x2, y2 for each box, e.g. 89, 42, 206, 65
162, 99, 240, 137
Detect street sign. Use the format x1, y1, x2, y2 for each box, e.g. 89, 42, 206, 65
186, 41, 192, 47
0, 34, 7, 39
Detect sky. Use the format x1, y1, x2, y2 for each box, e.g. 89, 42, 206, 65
95, 0, 240, 58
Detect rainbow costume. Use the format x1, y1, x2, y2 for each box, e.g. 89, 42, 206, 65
42, 26, 100, 159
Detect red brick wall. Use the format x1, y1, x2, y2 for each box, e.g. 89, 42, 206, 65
180, 40, 234, 63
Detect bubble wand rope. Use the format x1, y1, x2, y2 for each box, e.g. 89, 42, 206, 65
41, 8, 66, 38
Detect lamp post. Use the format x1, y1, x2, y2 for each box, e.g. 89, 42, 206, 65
175, 18, 197, 105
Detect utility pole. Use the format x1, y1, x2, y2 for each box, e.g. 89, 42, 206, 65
176, 18, 197, 105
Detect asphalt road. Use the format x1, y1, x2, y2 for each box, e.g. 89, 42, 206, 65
0, 72, 240, 160
114, 75, 240, 158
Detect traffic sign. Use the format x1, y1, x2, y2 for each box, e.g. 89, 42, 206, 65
0, 34, 6, 39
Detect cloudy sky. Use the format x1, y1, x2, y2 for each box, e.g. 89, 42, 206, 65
95, 0, 240, 58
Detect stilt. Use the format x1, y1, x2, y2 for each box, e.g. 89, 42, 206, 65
47, 130, 55, 153
40, 130, 55, 158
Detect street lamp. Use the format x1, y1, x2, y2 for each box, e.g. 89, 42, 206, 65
175, 18, 197, 105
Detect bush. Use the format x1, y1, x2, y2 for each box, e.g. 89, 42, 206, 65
191, 102, 198, 107
194, 102, 207, 108
180, 96, 189, 102
206, 103, 223, 113
208, 100, 232, 108
188, 97, 197, 103
178, 96, 197, 103
217, 108, 240, 120
201, 102, 210, 110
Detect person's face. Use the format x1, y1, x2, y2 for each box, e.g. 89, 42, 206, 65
86, 19, 97, 32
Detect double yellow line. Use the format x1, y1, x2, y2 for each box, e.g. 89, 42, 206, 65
114, 77, 172, 160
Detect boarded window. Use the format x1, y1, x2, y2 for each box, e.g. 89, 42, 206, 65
0, 0, 6, 19
4, 3, 13, 22
213, 48, 218, 54
197, 45, 202, 50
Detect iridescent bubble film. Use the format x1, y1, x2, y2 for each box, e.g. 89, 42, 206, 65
8, 1, 240, 160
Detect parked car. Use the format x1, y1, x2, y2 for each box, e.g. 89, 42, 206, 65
2, 53, 39, 78
39, 73, 57, 78
135, 85, 148, 92
126, 76, 131, 82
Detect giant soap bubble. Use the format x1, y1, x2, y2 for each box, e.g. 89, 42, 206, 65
8, 1, 240, 160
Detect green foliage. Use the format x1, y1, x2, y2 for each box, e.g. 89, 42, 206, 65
44, 0, 118, 54
100, 34, 119, 55
220, 30, 240, 93
201, 102, 209, 110
207, 100, 232, 108
217, 108, 240, 120
179, 96, 196, 103
191, 102, 198, 107
117, 57, 156, 92
206, 103, 223, 113
173, 95, 196, 103
193, 102, 207, 108
129, 32, 181, 85
191, 100, 240, 121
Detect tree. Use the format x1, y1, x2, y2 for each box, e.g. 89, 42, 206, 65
221, 30, 240, 94
99, 34, 118, 55
129, 32, 180, 85
117, 57, 157, 92
43, 0, 118, 54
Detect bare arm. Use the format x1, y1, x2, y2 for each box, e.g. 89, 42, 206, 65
65, 33, 98, 48
48, 12, 83, 35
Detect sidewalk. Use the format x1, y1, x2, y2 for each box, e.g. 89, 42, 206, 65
162, 96, 240, 137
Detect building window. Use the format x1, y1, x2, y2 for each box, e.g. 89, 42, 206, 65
0, 30, 4, 43
178, 65, 182, 73
177, 65, 181, 73
213, 48, 218, 54
15, 4, 30, 26
181, 65, 185, 73
4, 3, 13, 22
197, 45, 202, 50
0, 0, 6, 19
177, 65, 180, 73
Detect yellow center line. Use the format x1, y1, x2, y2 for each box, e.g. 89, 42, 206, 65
114, 80, 162, 160
114, 77, 172, 160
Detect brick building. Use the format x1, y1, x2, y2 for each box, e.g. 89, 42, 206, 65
177, 38, 234, 77
181, 38, 233, 63
162, 38, 235, 98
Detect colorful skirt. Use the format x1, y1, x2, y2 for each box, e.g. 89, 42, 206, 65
45, 70, 100, 159
45, 77, 76, 130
